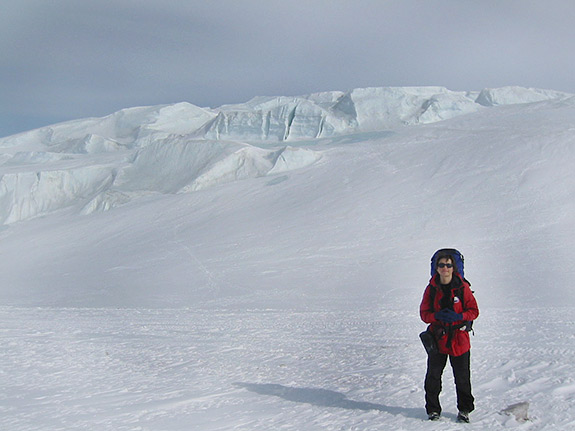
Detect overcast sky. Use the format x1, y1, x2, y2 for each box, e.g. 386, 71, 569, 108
2, 0, 575, 138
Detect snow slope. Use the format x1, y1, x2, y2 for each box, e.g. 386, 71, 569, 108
1, 86, 575, 430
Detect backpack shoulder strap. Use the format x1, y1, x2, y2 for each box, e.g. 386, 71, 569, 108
458, 281, 475, 333
428, 283, 437, 310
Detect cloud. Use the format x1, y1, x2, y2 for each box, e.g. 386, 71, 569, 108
2, 0, 575, 137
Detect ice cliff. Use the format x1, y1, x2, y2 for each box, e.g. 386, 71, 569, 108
0, 86, 570, 224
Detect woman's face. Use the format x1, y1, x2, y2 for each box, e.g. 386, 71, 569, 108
437, 257, 454, 278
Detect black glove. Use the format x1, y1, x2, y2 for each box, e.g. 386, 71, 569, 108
435, 308, 463, 323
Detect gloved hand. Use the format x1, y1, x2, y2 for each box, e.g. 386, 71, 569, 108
435, 308, 463, 323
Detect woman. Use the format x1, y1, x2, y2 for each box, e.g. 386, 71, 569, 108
420, 250, 479, 423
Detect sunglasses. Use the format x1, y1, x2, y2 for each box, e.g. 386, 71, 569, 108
437, 263, 453, 268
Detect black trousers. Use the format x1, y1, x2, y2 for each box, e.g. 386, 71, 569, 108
424, 350, 475, 414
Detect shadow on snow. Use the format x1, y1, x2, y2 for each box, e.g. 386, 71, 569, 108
235, 382, 423, 419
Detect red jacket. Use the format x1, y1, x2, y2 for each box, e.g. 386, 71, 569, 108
420, 273, 479, 357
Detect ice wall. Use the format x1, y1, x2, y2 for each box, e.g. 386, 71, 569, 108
0, 86, 570, 224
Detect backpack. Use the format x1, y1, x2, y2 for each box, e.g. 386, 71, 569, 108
428, 248, 473, 332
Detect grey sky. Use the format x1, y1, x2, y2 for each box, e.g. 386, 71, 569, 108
2, 0, 575, 137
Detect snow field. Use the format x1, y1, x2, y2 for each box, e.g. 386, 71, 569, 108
2, 86, 575, 430
2, 307, 575, 430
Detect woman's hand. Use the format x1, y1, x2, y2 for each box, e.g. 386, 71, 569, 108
434, 309, 463, 323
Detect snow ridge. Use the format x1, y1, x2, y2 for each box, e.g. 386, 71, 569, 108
0, 86, 570, 224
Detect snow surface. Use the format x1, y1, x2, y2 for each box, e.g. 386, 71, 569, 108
1, 86, 575, 430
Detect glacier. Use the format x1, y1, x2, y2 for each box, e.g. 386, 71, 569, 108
0, 85, 571, 225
